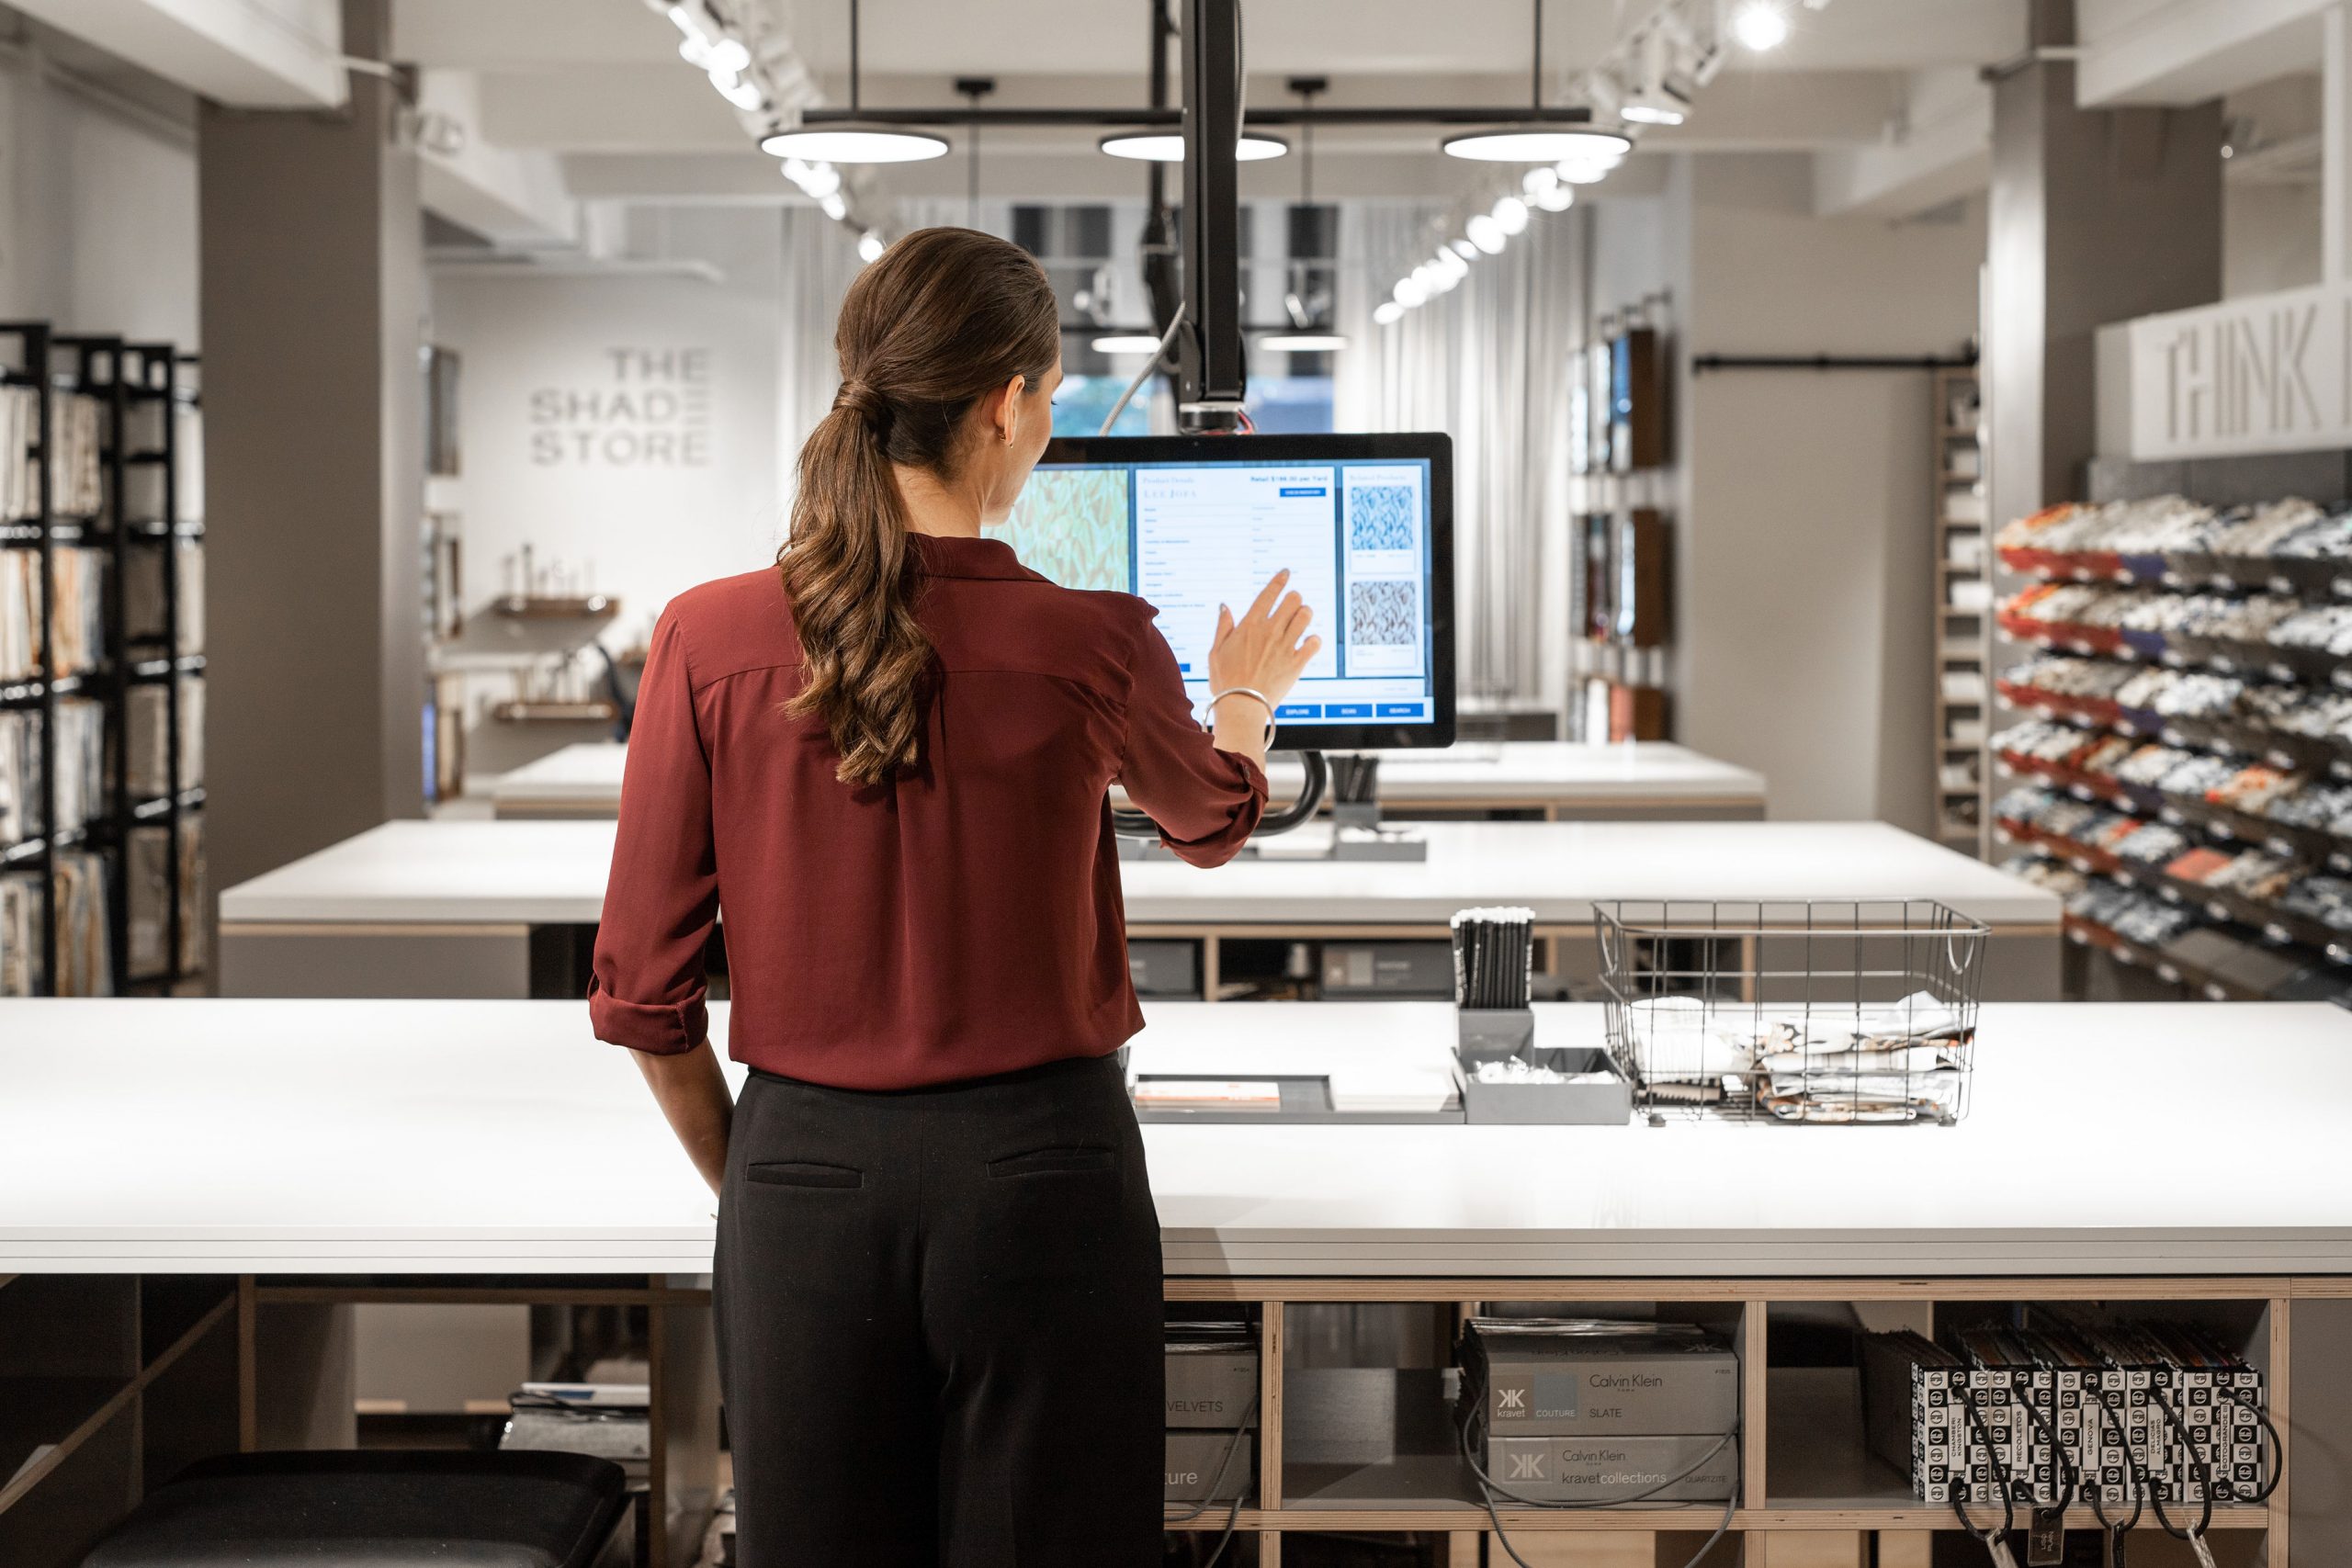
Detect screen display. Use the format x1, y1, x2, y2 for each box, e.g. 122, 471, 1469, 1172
1004, 434, 1453, 747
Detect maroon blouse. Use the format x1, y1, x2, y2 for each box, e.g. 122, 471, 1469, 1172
588, 533, 1268, 1088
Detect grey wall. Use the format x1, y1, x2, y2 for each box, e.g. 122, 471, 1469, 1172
1582, 153, 1984, 829
200, 0, 424, 908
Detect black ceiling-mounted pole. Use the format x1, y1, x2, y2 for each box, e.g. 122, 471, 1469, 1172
1177, 0, 1246, 432
955, 76, 994, 225
1139, 1, 1181, 361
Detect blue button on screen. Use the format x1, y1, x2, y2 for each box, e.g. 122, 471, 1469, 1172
1324, 703, 1374, 719
1376, 703, 1424, 718
1275, 703, 1321, 719
1277, 486, 1329, 497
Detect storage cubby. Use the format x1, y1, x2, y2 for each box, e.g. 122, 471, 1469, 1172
1762, 1295, 2278, 1543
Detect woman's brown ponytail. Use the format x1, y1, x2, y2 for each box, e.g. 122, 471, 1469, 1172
782, 227, 1060, 785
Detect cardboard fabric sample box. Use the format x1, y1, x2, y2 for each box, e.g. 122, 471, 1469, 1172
1464, 1322, 1740, 1437
1164, 1346, 1260, 1429
1164, 1430, 1254, 1505
1486, 1434, 1738, 1503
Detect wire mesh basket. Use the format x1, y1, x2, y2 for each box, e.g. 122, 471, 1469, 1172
1596, 899, 1988, 1125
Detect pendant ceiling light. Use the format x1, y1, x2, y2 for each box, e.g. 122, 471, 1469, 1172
760, 0, 950, 164
1442, 0, 1632, 163
1099, 130, 1289, 163
1268, 76, 1343, 353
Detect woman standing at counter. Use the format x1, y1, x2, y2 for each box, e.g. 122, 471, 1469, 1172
589, 227, 1319, 1567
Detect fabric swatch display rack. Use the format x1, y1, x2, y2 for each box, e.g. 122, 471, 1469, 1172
1990, 493, 2352, 1003
0, 324, 205, 996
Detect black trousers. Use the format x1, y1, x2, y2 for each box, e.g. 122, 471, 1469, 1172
715, 1053, 1165, 1567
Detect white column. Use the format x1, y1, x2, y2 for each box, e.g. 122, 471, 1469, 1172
2327, 3, 2352, 282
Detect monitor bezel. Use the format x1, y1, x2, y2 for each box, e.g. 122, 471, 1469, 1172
1032, 431, 1456, 752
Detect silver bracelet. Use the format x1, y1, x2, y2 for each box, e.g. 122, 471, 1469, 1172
1208, 685, 1277, 743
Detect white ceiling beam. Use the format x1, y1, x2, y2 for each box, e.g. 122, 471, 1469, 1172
480, 64, 748, 153
391, 0, 679, 70
1638, 71, 1906, 151
1812, 73, 1992, 218
2076, 0, 2335, 107
414, 71, 579, 249
6, 0, 346, 107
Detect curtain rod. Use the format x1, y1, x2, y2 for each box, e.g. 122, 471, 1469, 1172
1690, 352, 1978, 375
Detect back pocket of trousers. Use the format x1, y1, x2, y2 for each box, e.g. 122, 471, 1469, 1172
988, 1145, 1114, 1178
746, 1161, 863, 1189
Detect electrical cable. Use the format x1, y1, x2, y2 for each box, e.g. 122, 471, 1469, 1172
1948, 1380, 2018, 1552
2082, 1374, 2143, 1563
1098, 307, 1186, 437
2221, 1387, 2283, 1505
2137, 1375, 2216, 1546
1163, 1392, 1259, 1567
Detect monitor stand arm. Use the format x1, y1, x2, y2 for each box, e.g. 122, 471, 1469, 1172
1112, 750, 1326, 842
1114, 0, 1328, 845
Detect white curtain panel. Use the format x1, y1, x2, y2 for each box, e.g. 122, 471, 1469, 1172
1336, 202, 1581, 708
778, 208, 871, 473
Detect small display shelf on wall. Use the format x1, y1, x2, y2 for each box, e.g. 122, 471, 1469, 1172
1990, 491, 2352, 1003
1569, 303, 1674, 742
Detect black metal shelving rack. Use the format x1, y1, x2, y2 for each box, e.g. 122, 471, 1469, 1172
121, 342, 205, 989
0, 321, 61, 995
0, 324, 204, 996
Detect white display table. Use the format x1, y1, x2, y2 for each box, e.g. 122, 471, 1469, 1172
488, 740, 1769, 821
1, 998, 2338, 1563
215, 818, 2062, 1001
0, 998, 2318, 1280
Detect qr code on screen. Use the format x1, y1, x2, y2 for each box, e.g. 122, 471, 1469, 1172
1349, 580, 1417, 647
1348, 486, 1417, 551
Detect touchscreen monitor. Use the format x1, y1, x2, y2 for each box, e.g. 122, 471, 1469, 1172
1004, 433, 1454, 750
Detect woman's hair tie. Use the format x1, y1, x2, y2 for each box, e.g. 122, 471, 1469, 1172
833, 378, 891, 434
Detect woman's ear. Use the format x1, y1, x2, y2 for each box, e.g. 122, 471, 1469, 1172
991, 374, 1027, 446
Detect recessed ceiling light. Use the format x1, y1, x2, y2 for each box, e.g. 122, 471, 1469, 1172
1091, 334, 1168, 355
1259, 333, 1347, 352
1441, 126, 1633, 163
1532, 182, 1574, 211
1464, 214, 1506, 254
761, 126, 950, 163
856, 231, 886, 263
1451, 238, 1480, 259
1373, 301, 1405, 326
1099, 130, 1290, 163
1491, 195, 1530, 234
1392, 276, 1428, 308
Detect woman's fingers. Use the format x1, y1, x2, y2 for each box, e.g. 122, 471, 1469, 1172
1245, 570, 1291, 623
1215, 602, 1235, 646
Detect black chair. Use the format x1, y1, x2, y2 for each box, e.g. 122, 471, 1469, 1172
83, 1450, 632, 1568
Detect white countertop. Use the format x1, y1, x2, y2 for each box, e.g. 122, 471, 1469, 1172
489, 741, 1767, 809
4, 998, 2346, 1278
220, 818, 2057, 928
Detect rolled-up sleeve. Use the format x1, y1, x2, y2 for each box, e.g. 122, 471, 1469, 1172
589, 608, 718, 1053
1115, 604, 1268, 868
